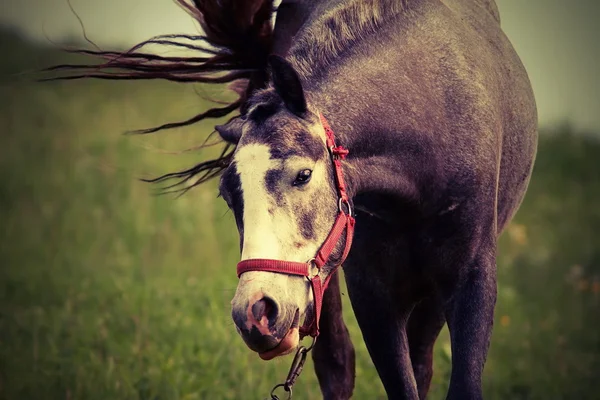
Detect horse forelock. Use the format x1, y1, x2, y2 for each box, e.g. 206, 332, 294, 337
238, 90, 326, 161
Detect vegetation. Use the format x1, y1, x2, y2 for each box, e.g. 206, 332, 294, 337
0, 29, 598, 399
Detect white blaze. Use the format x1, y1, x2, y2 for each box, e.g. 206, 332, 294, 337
235, 143, 292, 261
233, 143, 308, 306
231, 124, 330, 312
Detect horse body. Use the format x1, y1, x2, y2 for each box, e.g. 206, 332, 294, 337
233, 0, 537, 398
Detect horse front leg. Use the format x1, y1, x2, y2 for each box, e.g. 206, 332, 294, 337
407, 296, 446, 399
312, 270, 356, 400
443, 248, 497, 400
344, 267, 419, 400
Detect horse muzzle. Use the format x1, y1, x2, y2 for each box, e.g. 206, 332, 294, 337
231, 289, 301, 359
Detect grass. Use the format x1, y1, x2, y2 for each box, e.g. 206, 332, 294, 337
0, 30, 599, 399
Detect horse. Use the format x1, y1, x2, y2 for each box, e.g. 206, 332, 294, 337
47, 0, 538, 398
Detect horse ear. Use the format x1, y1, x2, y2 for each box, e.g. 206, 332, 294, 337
268, 55, 307, 117
215, 117, 244, 144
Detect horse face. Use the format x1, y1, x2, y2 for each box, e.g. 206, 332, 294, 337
216, 57, 342, 359
218, 108, 339, 358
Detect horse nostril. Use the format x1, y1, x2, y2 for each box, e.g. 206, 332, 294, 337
252, 296, 279, 325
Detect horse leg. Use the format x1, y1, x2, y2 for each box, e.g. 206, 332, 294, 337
443, 249, 497, 400
406, 297, 446, 400
312, 270, 356, 400
345, 269, 419, 399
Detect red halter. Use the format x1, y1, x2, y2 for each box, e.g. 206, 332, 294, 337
236, 114, 356, 338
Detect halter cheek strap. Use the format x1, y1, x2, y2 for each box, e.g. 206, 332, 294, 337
236, 114, 355, 338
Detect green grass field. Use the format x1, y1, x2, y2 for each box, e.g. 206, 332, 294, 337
1, 30, 599, 399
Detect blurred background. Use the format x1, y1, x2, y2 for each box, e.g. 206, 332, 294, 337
0, 0, 598, 399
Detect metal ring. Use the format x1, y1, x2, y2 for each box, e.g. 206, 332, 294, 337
304, 335, 317, 352
338, 198, 352, 216
306, 258, 319, 279
270, 383, 292, 400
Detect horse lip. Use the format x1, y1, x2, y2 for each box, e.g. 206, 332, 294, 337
258, 309, 300, 360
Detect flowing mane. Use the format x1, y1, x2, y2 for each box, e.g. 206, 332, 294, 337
288, 0, 409, 80
42, 0, 412, 192
43, 0, 277, 192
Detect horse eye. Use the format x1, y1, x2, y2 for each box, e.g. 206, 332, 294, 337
293, 169, 312, 186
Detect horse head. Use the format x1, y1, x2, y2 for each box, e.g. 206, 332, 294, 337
216, 56, 353, 359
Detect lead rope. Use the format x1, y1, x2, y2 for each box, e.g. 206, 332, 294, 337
268, 337, 317, 400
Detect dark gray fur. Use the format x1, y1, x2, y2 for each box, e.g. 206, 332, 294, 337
224, 0, 537, 398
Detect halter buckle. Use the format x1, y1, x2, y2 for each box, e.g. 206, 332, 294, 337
306, 258, 319, 279
329, 145, 349, 160
338, 198, 352, 216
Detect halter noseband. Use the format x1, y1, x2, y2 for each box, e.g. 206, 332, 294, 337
236, 114, 356, 338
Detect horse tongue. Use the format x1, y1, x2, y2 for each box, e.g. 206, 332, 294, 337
258, 327, 299, 360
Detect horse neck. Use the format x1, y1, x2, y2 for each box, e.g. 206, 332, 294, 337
287, 0, 427, 201
287, 0, 412, 79
308, 83, 423, 205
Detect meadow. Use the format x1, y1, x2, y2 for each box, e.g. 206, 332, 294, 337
0, 30, 599, 399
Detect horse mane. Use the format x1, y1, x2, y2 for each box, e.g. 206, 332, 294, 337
42, 0, 408, 193
42, 0, 275, 193
288, 0, 409, 81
